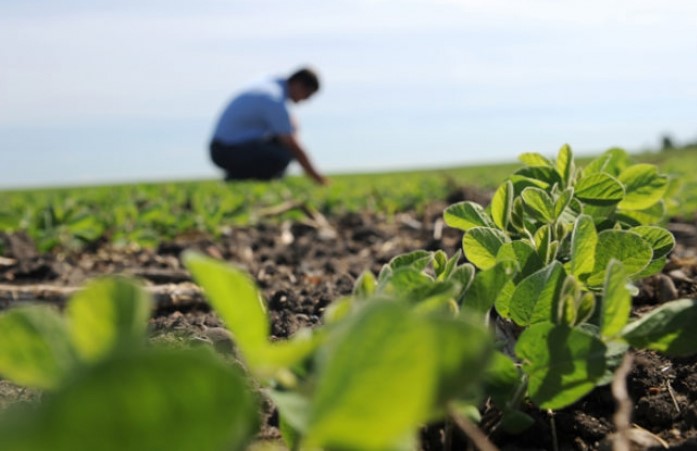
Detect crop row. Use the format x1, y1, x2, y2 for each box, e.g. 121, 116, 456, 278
1, 146, 695, 450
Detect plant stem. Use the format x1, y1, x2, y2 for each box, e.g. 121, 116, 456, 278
548, 409, 559, 451
448, 407, 499, 451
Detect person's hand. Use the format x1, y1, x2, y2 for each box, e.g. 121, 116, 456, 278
315, 175, 330, 186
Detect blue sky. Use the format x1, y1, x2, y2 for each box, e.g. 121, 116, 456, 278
1, 0, 696, 188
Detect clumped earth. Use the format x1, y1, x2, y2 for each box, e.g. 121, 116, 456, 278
1, 189, 697, 450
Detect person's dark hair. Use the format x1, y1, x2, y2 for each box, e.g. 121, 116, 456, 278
288, 67, 320, 93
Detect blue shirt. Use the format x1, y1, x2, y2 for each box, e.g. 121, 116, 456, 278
212, 77, 294, 145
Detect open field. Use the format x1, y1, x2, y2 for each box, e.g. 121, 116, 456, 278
1, 148, 696, 254
1, 146, 697, 450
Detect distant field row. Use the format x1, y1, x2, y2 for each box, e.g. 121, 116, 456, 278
1, 147, 695, 252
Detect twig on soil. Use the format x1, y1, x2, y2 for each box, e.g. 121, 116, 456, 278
0, 282, 206, 309
665, 379, 681, 414
611, 352, 634, 451
448, 406, 499, 451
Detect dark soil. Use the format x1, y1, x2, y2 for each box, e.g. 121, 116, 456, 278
1, 191, 697, 450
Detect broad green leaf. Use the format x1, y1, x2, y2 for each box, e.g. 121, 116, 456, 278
617, 164, 668, 210
634, 258, 668, 280
534, 224, 553, 264
432, 250, 448, 278
443, 202, 494, 232
510, 174, 550, 193
631, 226, 675, 259
514, 166, 562, 188
428, 316, 492, 409
322, 296, 353, 325
556, 144, 574, 187
570, 215, 597, 278
387, 250, 432, 272
622, 299, 697, 357
516, 322, 607, 409
617, 201, 666, 226
378, 267, 436, 301
0, 307, 76, 390
464, 261, 516, 316
436, 250, 462, 281
576, 292, 596, 325
521, 187, 555, 223
557, 276, 580, 326
510, 196, 527, 232
554, 188, 574, 221
583, 148, 629, 176
352, 270, 377, 298
490, 181, 513, 230
575, 173, 624, 206
253, 331, 320, 379
483, 351, 521, 407
600, 261, 631, 339
496, 240, 543, 278
463, 227, 509, 270
449, 263, 475, 303
0, 348, 259, 451
66, 278, 152, 363
183, 252, 268, 354
588, 230, 653, 286
268, 390, 311, 437
500, 410, 535, 434
509, 262, 566, 326
519, 152, 553, 168
306, 302, 436, 449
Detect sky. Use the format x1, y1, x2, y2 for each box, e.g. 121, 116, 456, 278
1, 0, 696, 189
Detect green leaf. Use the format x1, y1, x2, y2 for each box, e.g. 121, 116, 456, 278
575, 173, 624, 206
483, 351, 521, 407
436, 250, 462, 281
268, 390, 311, 438
66, 278, 152, 363
519, 152, 553, 168
510, 174, 550, 193
588, 230, 653, 286
428, 316, 492, 409
617, 164, 668, 210
583, 147, 629, 176
521, 187, 555, 223
183, 252, 268, 355
306, 302, 436, 449
449, 262, 475, 302
378, 267, 436, 300
0, 307, 76, 390
352, 270, 377, 298
516, 322, 607, 409
0, 348, 259, 451
462, 227, 509, 270
514, 166, 562, 188
631, 226, 675, 259
464, 261, 516, 316
622, 299, 697, 357
570, 215, 597, 278
490, 181, 513, 230
496, 241, 544, 279
554, 188, 574, 221
443, 202, 494, 232
387, 250, 432, 272
510, 196, 527, 232
600, 261, 631, 339
617, 201, 666, 226
509, 262, 566, 326
556, 144, 575, 187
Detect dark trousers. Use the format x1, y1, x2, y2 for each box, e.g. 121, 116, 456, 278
210, 138, 293, 181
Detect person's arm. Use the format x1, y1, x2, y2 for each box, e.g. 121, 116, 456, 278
278, 134, 329, 185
